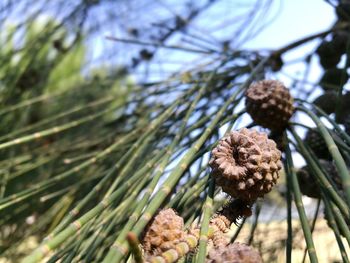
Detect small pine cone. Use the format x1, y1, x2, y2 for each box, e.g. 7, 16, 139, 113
332, 31, 350, 55
319, 68, 349, 91
206, 243, 263, 263
209, 128, 282, 202
297, 160, 343, 199
304, 129, 331, 160
296, 167, 321, 198
142, 208, 185, 255
336, 92, 350, 124
312, 91, 350, 122
316, 41, 342, 69
245, 80, 294, 131
268, 53, 283, 72
312, 91, 338, 115
313, 90, 350, 124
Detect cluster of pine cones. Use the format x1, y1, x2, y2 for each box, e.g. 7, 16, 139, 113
313, 0, 350, 132
142, 207, 263, 263
310, 2, 350, 232
208, 79, 291, 210
142, 77, 350, 261
299, 128, 350, 235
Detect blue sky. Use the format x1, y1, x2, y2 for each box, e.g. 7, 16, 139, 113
125, 0, 337, 87
245, 0, 335, 49
246, 0, 337, 94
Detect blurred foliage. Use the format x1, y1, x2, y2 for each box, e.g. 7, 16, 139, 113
0, 16, 136, 259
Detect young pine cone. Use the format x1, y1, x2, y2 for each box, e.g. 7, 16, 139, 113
316, 41, 342, 69
312, 91, 338, 115
304, 129, 331, 160
319, 68, 349, 91
245, 80, 294, 131
142, 208, 185, 255
209, 128, 282, 203
336, 92, 350, 124
312, 91, 350, 124
297, 160, 343, 199
206, 243, 263, 263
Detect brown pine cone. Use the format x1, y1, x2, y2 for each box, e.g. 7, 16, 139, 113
142, 208, 185, 255
245, 80, 294, 131
209, 128, 282, 202
206, 243, 263, 263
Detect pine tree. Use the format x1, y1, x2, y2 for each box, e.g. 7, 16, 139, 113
1, 1, 350, 262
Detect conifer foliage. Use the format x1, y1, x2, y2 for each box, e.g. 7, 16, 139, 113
0, 1, 350, 262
